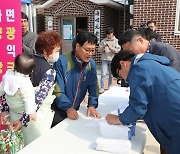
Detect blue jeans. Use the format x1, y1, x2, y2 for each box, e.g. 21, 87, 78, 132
100, 60, 113, 89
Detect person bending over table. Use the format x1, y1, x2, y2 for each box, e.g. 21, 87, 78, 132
106, 51, 180, 154
52, 31, 101, 127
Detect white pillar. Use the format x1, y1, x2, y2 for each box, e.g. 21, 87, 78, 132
28, 4, 34, 32
33, 6, 37, 33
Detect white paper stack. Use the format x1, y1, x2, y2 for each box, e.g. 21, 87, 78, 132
95, 138, 131, 154
99, 121, 130, 140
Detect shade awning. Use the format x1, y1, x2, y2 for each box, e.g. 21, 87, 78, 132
21, 0, 32, 4
113, 0, 133, 5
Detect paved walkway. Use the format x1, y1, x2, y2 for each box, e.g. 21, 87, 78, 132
144, 128, 160, 154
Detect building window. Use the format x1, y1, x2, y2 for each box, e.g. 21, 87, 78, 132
175, 0, 180, 34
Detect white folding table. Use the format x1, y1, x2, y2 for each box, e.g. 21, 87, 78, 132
18, 85, 147, 154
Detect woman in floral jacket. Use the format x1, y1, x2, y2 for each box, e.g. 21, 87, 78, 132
0, 31, 62, 146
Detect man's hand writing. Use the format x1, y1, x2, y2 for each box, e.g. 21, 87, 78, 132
106, 114, 121, 125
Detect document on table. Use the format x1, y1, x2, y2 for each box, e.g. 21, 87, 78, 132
85, 118, 105, 128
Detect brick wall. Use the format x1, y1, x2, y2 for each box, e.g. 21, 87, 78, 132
36, 0, 127, 65
133, 0, 180, 51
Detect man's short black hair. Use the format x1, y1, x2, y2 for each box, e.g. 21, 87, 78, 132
21, 12, 28, 21
147, 20, 156, 26
14, 54, 35, 75
105, 27, 114, 35
138, 27, 156, 41
76, 31, 97, 46
119, 29, 140, 46
111, 50, 135, 78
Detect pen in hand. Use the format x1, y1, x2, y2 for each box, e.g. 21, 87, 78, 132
118, 108, 120, 115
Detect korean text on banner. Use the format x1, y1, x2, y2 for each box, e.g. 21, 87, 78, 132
0, 0, 22, 81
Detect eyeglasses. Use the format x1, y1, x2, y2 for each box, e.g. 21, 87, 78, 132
82, 46, 96, 54
116, 70, 123, 81
116, 68, 120, 78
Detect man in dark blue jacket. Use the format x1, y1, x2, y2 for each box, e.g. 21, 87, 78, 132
147, 20, 161, 42
52, 31, 101, 127
106, 51, 180, 154
119, 29, 180, 72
